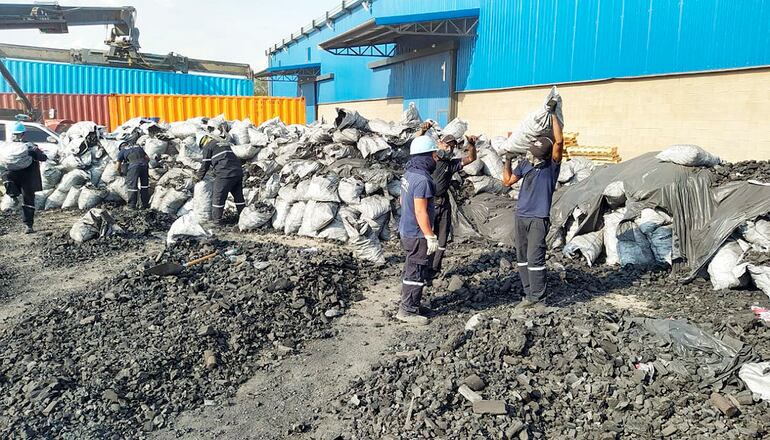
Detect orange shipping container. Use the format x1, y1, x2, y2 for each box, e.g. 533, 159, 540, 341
107, 94, 305, 131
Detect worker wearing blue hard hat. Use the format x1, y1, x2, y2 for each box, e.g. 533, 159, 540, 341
396, 133, 441, 325
11, 121, 26, 138
1, 121, 49, 233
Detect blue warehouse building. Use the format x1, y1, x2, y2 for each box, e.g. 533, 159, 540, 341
262, 0, 770, 161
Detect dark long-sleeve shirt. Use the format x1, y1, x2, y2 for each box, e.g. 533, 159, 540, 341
196, 137, 243, 180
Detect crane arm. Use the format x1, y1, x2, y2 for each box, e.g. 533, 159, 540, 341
0, 43, 252, 77
0, 4, 137, 38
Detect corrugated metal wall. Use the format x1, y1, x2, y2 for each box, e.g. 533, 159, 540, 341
0, 93, 110, 127
0, 59, 253, 96
270, 0, 770, 102
107, 94, 305, 131
463, 0, 770, 90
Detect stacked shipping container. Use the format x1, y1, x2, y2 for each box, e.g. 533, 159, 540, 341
0, 93, 305, 130
0, 59, 253, 96
0, 59, 306, 129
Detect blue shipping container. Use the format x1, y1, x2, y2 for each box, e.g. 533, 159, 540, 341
0, 59, 253, 96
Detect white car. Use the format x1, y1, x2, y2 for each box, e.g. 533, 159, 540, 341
0, 120, 60, 159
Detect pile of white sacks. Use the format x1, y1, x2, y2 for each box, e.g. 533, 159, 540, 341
0, 88, 584, 264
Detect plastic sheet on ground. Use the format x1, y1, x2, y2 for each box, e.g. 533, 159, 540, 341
634, 318, 739, 380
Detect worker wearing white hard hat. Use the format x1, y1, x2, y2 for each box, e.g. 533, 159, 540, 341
396, 134, 441, 325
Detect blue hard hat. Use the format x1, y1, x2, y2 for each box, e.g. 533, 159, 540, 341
410, 135, 438, 155
11, 122, 26, 135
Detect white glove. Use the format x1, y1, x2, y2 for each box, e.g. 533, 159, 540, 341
425, 235, 439, 255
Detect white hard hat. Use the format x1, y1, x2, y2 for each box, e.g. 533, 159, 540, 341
409, 135, 438, 155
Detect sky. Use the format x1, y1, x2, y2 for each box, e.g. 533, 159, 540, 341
0, 0, 340, 71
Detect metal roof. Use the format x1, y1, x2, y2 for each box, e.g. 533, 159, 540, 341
265, 0, 367, 56
254, 63, 322, 83
318, 8, 479, 56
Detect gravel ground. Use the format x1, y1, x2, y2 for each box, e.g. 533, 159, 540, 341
322, 249, 770, 439
2, 158, 770, 439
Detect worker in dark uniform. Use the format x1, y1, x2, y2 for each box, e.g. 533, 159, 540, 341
502, 113, 564, 308
429, 133, 478, 279
195, 121, 245, 224
115, 129, 150, 210
1, 122, 48, 234
397, 135, 440, 326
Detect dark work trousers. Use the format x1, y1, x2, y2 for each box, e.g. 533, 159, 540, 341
211, 176, 245, 222
515, 216, 550, 300
4, 169, 37, 228
20, 184, 35, 228
400, 236, 430, 314
126, 166, 150, 209
431, 196, 452, 274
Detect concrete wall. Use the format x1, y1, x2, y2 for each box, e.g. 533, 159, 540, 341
317, 98, 405, 125
456, 68, 770, 162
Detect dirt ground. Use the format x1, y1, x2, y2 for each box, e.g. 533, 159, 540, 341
0, 210, 418, 439
0, 209, 767, 439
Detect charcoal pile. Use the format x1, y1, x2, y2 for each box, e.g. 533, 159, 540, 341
40, 209, 174, 268
0, 238, 362, 438
0, 262, 19, 301
712, 161, 770, 186
330, 302, 768, 439
0, 211, 12, 236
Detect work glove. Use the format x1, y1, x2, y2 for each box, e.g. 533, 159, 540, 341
425, 234, 439, 255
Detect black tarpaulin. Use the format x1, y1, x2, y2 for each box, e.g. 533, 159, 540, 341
684, 181, 770, 280
548, 152, 716, 267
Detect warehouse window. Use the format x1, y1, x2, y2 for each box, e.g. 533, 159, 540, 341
307, 47, 312, 62
0, 124, 5, 141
